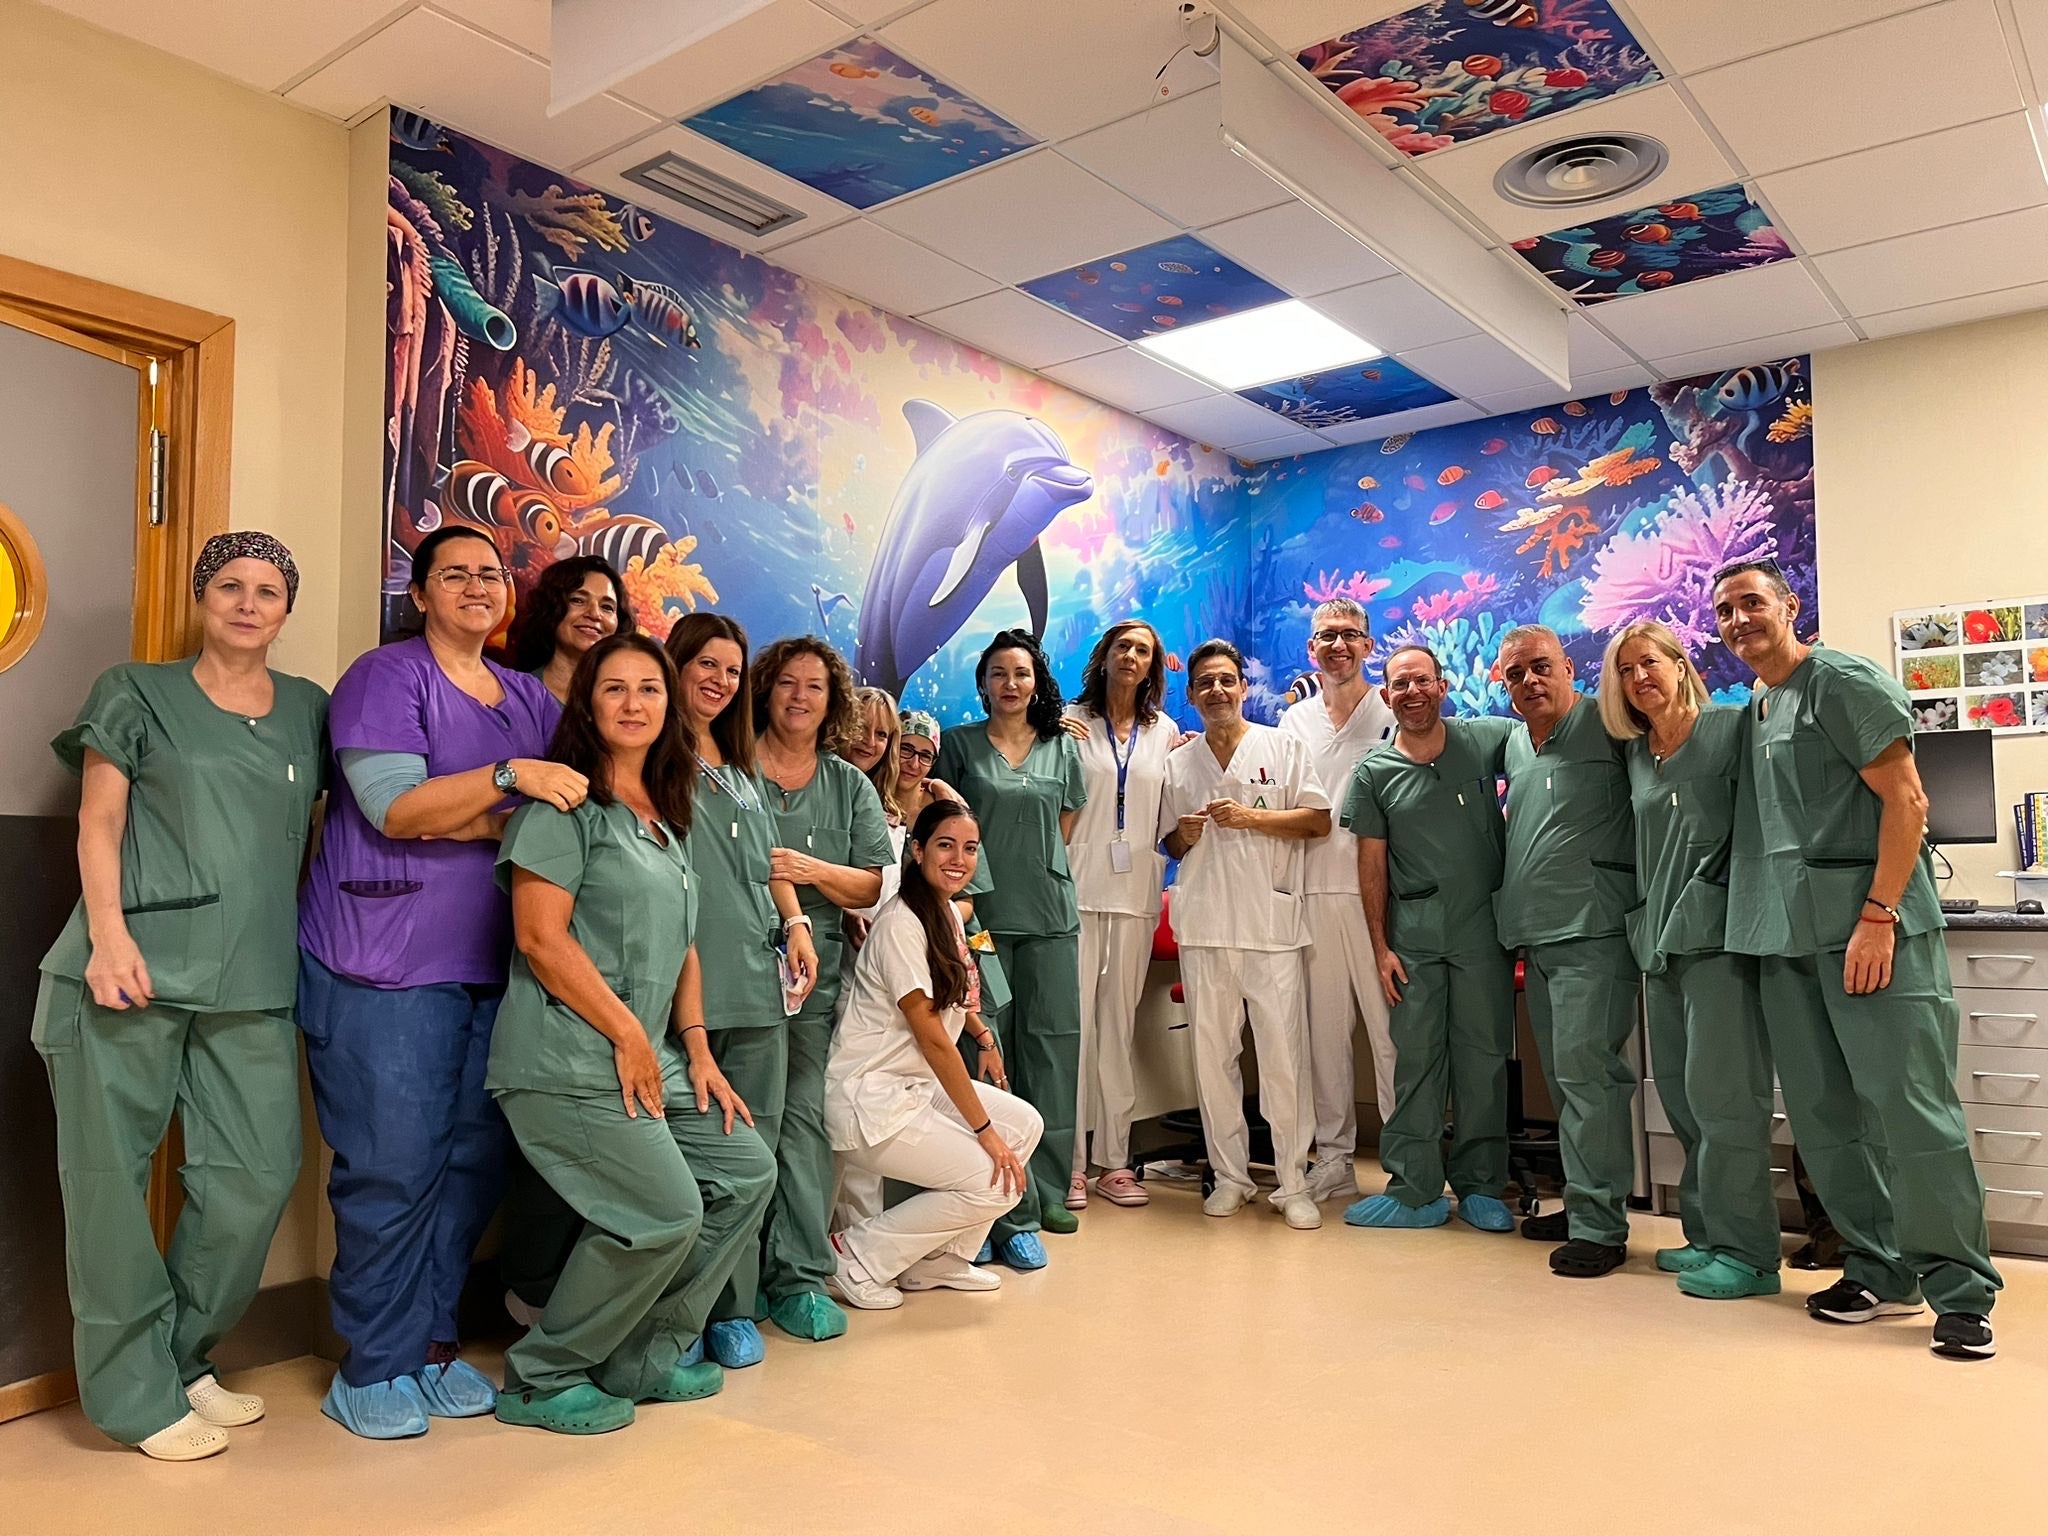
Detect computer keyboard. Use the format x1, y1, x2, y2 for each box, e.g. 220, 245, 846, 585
1940, 898, 1979, 914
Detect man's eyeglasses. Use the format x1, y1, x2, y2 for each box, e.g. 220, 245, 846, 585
1312, 627, 1368, 646
429, 565, 511, 592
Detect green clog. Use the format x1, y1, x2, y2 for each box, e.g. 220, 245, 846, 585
1676, 1255, 1782, 1300
494, 1382, 635, 1435
1655, 1244, 1713, 1273
1039, 1204, 1079, 1235
641, 1360, 724, 1404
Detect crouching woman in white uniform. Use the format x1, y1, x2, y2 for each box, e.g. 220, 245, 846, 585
824, 801, 1044, 1310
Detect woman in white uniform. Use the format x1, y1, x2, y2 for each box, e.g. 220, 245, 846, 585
1063, 620, 1177, 1209
825, 802, 1044, 1308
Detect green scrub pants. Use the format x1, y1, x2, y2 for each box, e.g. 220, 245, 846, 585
760, 1007, 837, 1305
1644, 952, 1780, 1272
496, 1086, 774, 1398
705, 1024, 786, 1320
32, 975, 301, 1446
1380, 948, 1515, 1207
1524, 935, 1640, 1248
988, 931, 1080, 1240
1761, 933, 2001, 1315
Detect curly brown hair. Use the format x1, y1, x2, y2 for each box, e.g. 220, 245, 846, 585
750, 634, 861, 754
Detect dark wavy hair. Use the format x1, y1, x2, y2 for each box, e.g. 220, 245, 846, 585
901, 799, 979, 1012
1075, 619, 1165, 727
750, 635, 861, 754
665, 612, 755, 768
506, 556, 636, 673
547, 634, 697, 832
975, 629, 1066, 740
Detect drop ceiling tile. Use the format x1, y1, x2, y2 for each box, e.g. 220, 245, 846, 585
1623, 0, 1933, 73
1039, 348, 1214, 414
1237, 358, 1456, 428
1198, 202, 1396, 297
35, 0, 402, 93
574, 125, 855, 252
819, 1, 924, 21
1019, 234, 1287, 341
1572, 363, 1658, 395
1315, 400, 1483, 446
1514, 183, 1795, 304
1415, 85, 1739, 245
1228, 1, 1406, 54
872, 152, 1177, 283
1568, 316, 1634, 373
1061, 87, 1288, 229
2011, 0, 2048, 90
288, 10, 658, 162
766, 218, 999, 315
1654, 324, 1858, 381
918, 290, 1119, 368
1473, 385, 1569, 415
1401, 334, 1551, 397
880, 0, 1189, 139
1310, 276, 1479, 352
1758, 114, 2048, 256
1143, 393, 1292, 448
1685, 0, 2021, 177
1814, 204, 2048, 315
1593, 260, 1842, 359
1857, 280, 2048, 339
435, 0, 552, 59
611, 1, 854, 116
1223, 426, 1329, 460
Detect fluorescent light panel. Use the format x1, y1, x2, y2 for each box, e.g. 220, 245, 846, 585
1135, 300, 1380, 390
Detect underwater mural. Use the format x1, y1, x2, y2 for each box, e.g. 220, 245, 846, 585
1238, 357, 1456, 429
1513, 183, 1795, 303
1299, 0, 1661, 157
1018, 234, 1288, 343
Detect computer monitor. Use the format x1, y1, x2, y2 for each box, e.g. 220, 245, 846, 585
1916, 728, 1998, 845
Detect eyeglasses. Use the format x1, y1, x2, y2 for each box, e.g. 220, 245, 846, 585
429, 565, 510, 592
1312, 627, 1369, 646
898, 744, 936, 768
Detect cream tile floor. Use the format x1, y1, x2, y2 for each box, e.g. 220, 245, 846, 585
6, 1161, 2046, 1536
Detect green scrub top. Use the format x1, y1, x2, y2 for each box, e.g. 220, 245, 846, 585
1496, 695, 1637, 950
934, 723, 1087, 938
1727, 645, 1943, 956
767, 753, 893, 1009
1625, 705, 1743, 974
687, 761, 784, 1030
1341, 717, 1512, 961
488, 797, 699, 1094
40, 658, 329, 1013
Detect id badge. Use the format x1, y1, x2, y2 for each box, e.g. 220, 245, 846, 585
1109, 840, 1134, 875
776, 944, 804, 1017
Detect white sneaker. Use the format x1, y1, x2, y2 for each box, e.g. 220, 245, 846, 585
1203, 1185, 1248, 1218
1308, 1158, 1361, 1203
185, 1374, 264, 1427
899, 1253, 1003, 1292
503, 1289, 543, 1329
826, 1238, 904, 1310
138, 1410, 230, 1462
1282, 1194, 1323, 1230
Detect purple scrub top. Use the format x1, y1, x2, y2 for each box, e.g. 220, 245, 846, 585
299, 635, 560, 989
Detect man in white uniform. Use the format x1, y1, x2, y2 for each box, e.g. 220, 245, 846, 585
1278, 597, 1397, 1203
1159, 640, 1330, 1231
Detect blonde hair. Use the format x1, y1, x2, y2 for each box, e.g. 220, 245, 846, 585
845, 685, 904, 824
1597, 621, 1709, 739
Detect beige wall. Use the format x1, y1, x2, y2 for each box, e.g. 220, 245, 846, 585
1812, 316, 2048, 898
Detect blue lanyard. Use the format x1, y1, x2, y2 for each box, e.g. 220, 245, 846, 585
1105, 719, 1134, 836
698, 757, 758, 814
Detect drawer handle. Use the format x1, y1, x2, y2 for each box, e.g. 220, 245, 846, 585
1966, 1012, 2039, 1022
1985, 1187, 2046, 1198
1966, 954, 2037, 964
1970, 1072, 2043, 1082
1973, 1128, 2044, 1139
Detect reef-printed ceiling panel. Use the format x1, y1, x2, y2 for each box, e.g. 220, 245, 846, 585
682, 36, 1038, 209
1299, 0, 1661, 156
1512, 183, 1795, 303
1237, 356, 1455, 429
1018, 234, 1289, 342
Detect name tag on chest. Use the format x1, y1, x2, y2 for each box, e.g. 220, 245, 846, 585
1109, 841, 1133, 875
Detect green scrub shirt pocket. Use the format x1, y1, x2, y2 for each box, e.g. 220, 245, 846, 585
1392, 885, 1447, 956
1801, 856, 1874, 951
30, 973, 86, 1054
122, 894, 225, 1009
1591, 859, 1639, 917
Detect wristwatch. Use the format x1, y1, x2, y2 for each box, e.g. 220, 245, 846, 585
493, 760, 518, 793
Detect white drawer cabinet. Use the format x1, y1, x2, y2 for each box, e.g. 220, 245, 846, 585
1947, 930, 2048, 992
1954, 991, 2047, 1050
1955, 1045, 2048, 1109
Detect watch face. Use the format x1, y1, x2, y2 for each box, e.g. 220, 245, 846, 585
495, 764, 516, 791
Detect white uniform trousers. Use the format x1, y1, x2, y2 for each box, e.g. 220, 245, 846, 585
1075, 910, 1154, 1175
1301, 892, 1396, 1153
836, 1084, 1044, 1285
1179, 945, 1313, 1205
832, 1162, 885, 1233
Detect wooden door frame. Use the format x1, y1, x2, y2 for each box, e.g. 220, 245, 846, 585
0, 255, 234, 1423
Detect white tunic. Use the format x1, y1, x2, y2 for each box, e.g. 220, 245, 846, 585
852, 821, 909, 922
825, 897, 967, 1151
1064, 707, 1178, 918
1156, 722, 1328, 953
1278, 687, 1396, 895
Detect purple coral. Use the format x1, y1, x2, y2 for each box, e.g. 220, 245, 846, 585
1578, 474, 1779, 647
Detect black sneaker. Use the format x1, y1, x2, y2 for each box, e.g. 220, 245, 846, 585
1549, 1238, 1627, 1278
1519, 1208, 1568, 1242
1805, 1279, 1926, 1324
1931, 1313, 1996, 1360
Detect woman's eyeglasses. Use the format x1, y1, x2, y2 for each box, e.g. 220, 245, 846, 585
898, 744, 936, 768
429, 565, 511, 592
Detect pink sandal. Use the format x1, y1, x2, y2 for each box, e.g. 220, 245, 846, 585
1066, 1174, 1089, 1210
1094, 1169, 1149, 1207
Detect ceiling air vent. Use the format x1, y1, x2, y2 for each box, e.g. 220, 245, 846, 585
1493, 133, 1668, 209
620, 152, 804, 238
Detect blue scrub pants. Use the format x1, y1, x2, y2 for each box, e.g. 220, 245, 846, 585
298, 954, 513, 1386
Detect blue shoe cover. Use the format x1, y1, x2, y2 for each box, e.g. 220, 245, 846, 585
1457, 1195, 1515, 1233
1343, 1193, 1451, 1228
975, 1238, 996, 1265
413, 1359, 497, 1417
998, 1232, 1048, 1270
322, 1373, 430, 1439
705, 1319, 764, 1369
679, 1336, 705, 1368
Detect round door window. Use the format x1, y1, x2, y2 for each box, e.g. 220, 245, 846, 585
0, 502, 49, 673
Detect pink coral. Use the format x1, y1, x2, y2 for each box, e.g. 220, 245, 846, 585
1304, 568, 1391, 605
1410, 571, 1500, 625
1578, 475, 1779, 646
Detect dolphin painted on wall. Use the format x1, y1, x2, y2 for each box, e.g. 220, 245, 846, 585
855, 400, 1094, 696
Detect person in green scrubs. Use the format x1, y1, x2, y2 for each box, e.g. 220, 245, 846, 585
1597, 621, 1779, 1299
34, 532, 326, 1461
490, 635, 773, 1434
1341, 645, 1518, 1232
1494, 625, 1640, 1279
934, 630, 1087, 1268
752, 636, 893, 1342
1714, 560, 2000, 1360
665, 613, 819, 1369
